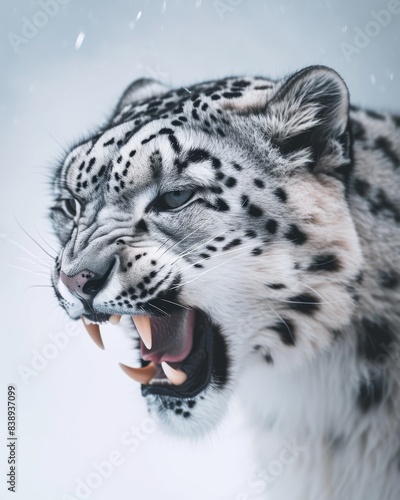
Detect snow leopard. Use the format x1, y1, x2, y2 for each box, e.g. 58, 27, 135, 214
50, 65, 400, 499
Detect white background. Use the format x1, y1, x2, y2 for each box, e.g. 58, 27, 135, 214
1, 1, 399, 499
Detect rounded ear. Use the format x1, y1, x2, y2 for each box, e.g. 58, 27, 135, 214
267, 66, 351, 174
268, 65, 349, 139
117, 78, 169, 112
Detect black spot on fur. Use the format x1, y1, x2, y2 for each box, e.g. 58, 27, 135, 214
264, 353, 274, 364
365, 109, 385, 121
375, 136, 400, 168
356, 271, 364, 284
353, 178, 370, 197
369, 188, 400, 222
223, 239, 241, 251
232, 79, 251, 88
141, 134, 156, 145
252, 247, 263, 256
357, 317, 395, 362
168, 134, 181, 154
254, 85, 272, 90
248, 204, 263, 217
103, 138, 115, 146
215, 198, 230, 212
212, 158, 221, 170
158, 127, 174, 135
222, 91, 242, 99
265, 219, 278, 234
392, 115, 400, 128
254, 179, 265, 188
266, 283, 286, 290
174, 159, 188, 174
357, 376, 386, 412
225, 177, 237, 188
245, 229, 257, 238
378, 270, 399, 289
308, 254, 341, 272
285, 224, 307, 245
274, 187, 287, 203
271, 319, 296, 346
287, 293, 319, 315
350, 119, 366, 141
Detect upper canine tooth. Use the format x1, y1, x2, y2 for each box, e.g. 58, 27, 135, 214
119, 362, 156, 384
161, 362, 187, 386
132, 315, 152, 350
81, 317, 104, 349
109, 314, 121, 325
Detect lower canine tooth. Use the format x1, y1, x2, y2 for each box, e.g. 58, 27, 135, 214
109, 314, 121, 325
81, 317, 104, 349
161, 362, 187, 386
119, 362, 156, 384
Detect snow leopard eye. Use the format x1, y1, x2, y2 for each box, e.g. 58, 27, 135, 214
154, 190, 195, 211
61, 198, 79, 218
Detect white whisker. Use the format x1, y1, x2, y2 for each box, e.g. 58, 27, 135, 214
17, 257, 51, 270
10, 264, 49, 276
15, 218, 56, 259
160, 299, 191, 311
147, 302, 171, 317
301, 282, 330, 305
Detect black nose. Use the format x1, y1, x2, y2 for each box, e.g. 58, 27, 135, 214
60, 267, 111, 299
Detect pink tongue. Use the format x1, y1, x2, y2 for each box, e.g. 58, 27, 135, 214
141, 309, 195, 364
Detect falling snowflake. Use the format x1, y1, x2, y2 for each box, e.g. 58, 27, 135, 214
129, 11, 143, 29
75, 32, 85, 50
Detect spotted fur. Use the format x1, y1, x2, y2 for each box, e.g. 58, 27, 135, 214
50, 66, 400, 499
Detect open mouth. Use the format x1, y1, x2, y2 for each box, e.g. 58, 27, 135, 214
82, 308, 228, 399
